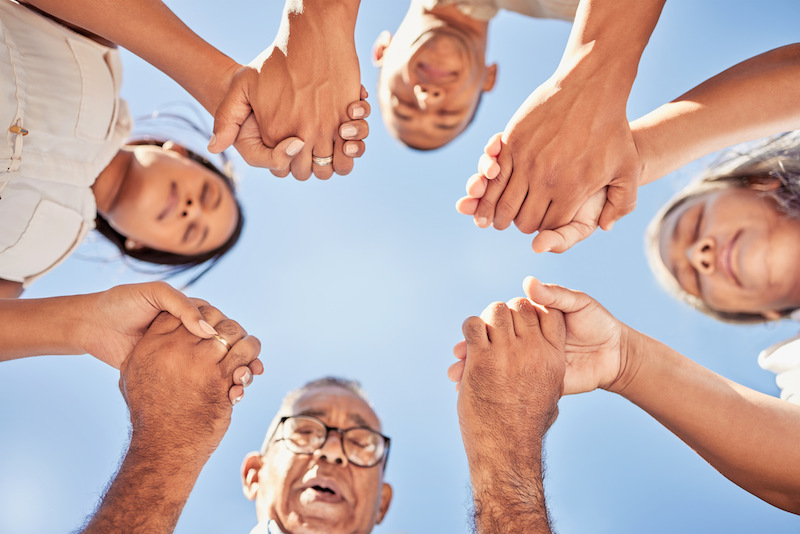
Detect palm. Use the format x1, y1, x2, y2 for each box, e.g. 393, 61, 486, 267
560, 299, 623, 395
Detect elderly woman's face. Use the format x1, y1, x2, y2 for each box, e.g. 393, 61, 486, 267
658, 186, 800, 317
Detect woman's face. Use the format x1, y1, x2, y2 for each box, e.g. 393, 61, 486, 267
104, 144, 239, 256
659, 186, 800, 317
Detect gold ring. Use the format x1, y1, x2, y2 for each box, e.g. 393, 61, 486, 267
312, 155, 333, 166
213, 334, 232, 351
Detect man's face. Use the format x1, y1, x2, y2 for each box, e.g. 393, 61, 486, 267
374, 27, 497, 150
243, 387, 392, 534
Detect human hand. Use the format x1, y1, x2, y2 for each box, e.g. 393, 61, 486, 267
456, 297, 566, 456
450, 278, 628, 395
79, 282, 217, 369
227, 88, 370, 179
119, 304, 261, 456
209, 6, 362, 180
456, 136, 607, 253
467, 75, 641, 242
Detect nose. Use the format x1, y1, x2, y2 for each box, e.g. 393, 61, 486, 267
413, 84, 444, 111
180, 197, 201, 220
687, 236, 716, 275
315, 432, 348, 466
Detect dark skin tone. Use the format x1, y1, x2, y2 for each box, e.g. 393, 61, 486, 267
81, 305, 261, 533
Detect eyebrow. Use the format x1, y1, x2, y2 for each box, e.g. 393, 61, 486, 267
296, 409, 374, 429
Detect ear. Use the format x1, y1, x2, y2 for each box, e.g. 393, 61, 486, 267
376, 482, 393, 524
241, 452, 263, 501
124, 238, 145, 251
482, 63, 498, 92
162, 140, 188, 157
372, 31, 393, 67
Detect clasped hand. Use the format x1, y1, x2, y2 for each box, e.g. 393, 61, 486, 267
209, 9, 366, 181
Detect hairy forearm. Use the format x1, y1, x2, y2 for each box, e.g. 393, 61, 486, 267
619, 328, 800, 513
469, 456, 552, 534
556, 0, 665, 91
633, 44, 800, 186
81, 434, 209, 534
22, 0, 238, 114
0, 294, 90, 360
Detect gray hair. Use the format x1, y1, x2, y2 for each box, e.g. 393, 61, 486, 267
645, 130, 800, 324
260, 376, 374, 454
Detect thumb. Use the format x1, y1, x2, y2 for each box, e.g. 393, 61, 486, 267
210, 86, 254, 154
598, 179, 638, 230
523, 276, 590, 315
144, 283, 217, 339
236, 136, 305, 170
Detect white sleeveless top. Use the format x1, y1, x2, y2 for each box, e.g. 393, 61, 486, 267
759, 334, 800, 406
0, 0, 132, 287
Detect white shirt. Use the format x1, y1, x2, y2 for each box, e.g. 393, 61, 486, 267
0, 0, 132, 287
758, 334, 800, 405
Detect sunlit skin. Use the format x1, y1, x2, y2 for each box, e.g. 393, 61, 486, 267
92, 143, 239, 256
659, 185, 800, 317
373, 2, 496, 150
242, 386, 392, 534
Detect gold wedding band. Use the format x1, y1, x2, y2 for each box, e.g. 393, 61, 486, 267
213, 334, 232, 352
312, 155, 333, 166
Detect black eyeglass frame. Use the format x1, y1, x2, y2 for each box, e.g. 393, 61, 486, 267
269, 415, 391, 469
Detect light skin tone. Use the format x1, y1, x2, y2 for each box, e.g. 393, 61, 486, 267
19, 0, 370, 178
372, 0, 497, 150
450, 276, 800, 514
658, 184, 800, 318
458, 44, 800, 253
242, 386, 392, 534
92, 143, 239, 256
456, 295, 564, 533
82, 303, 262, 533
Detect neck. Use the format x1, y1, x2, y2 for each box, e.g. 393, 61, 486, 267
406, 0, 489, 43
91, 148, 132, 215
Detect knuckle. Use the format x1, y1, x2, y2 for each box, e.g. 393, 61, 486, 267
215, 319, 242, 338
496, 199, 518, 220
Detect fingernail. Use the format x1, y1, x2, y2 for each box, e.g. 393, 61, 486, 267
242, 369, 253, 387
233, 394, 243, 405
340, 125, 358, 138
352, 106, 365, 119
207, 134, 216, 150
286, 139, 304, 156
606, 221, 615, 231
199, 320, 218, 336
476, 217, 488, 227
345, 144, 358, 156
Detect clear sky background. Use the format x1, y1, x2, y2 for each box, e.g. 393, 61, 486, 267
2, 1, 800, 533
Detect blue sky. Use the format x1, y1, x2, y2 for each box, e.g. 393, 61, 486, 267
2, 1, 800, 533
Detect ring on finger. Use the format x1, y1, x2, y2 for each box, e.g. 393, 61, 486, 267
213, 334, 232, 352
312, 154, 333, 167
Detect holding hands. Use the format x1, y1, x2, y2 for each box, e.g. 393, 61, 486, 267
457, 75, 642, 253
209, 0, 367, 180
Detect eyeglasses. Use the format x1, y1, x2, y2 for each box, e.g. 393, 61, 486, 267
269, 415, 391, 468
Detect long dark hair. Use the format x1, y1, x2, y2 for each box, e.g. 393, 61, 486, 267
94, 139, 244, 287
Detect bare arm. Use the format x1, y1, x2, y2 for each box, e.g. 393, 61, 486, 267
81, 307, 262, 533
634, 43, 800, 186
0, 278, 23, 299
21, 0, 238, 114
620, 328, 800, 513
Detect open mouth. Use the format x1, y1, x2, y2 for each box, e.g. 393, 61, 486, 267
312, 485, 336, 495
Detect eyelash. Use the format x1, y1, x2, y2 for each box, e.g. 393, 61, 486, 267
693, 208, 705, 292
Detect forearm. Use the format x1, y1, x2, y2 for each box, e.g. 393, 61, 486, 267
22, 0, 238, 114
619, 328, 800, 513
633, 44, 800, 186
81, 435, 209, 533
0, 294, 91, 360
274, 0, 360, 54
555, 0, 665, 94
466, 443, 552, 533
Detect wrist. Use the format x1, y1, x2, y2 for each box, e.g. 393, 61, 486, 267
608, 325, 646, 397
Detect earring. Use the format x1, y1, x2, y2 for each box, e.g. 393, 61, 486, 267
124, 239, 138, 251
